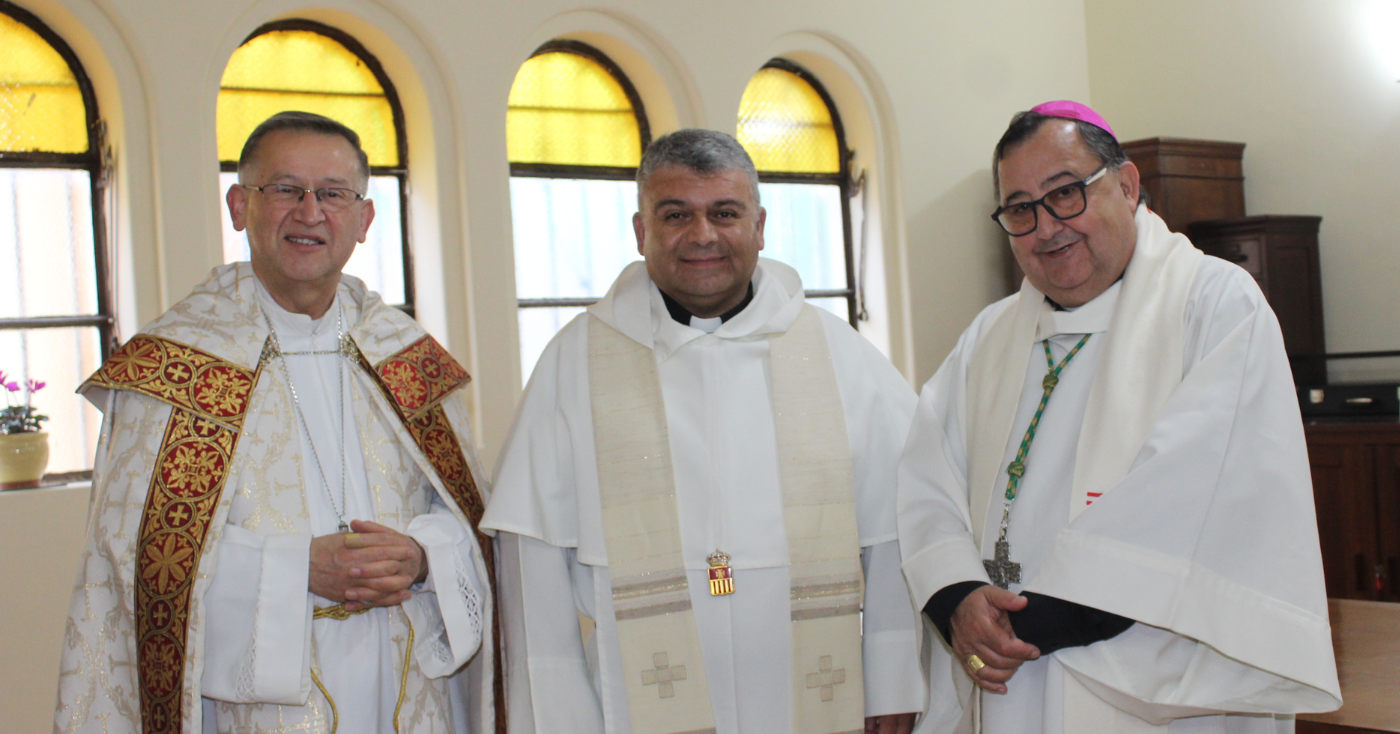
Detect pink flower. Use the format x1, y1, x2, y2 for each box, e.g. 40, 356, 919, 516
4, 382, 17, 392
26, 380, 45, 393
0, 371, 7, 384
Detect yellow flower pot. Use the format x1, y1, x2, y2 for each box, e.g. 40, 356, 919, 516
0, 431, 49, 490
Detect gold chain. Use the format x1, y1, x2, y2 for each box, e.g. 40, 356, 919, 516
310, 604, 415, 733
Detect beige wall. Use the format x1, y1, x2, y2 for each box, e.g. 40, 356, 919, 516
1085, 0, 1400, 383
0, 485, 91, 732
18, 0, 1092, 468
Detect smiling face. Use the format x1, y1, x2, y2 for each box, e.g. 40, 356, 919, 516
226, 130, 374, 317
633, 165, 765, 318
996, 120, 1140, 307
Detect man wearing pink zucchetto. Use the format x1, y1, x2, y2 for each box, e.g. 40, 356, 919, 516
896, 101, 1342, 733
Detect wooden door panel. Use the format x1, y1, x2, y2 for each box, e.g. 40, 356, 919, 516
1309, 443, 1380, 600
1376, 446, 1400, 602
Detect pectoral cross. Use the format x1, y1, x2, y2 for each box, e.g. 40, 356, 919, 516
983, 539, 1021, 590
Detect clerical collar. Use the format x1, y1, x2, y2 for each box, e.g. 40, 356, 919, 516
255, 280, 336, 341
659, 283, 755, 333
1037, 280, 1120, 340
1044, 268, 1128, 312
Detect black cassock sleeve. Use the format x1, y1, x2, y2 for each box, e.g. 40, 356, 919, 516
922, 583, 1135, 654
922, 581, 986, 647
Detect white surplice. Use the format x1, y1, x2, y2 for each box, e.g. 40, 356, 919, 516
483, 259, 926, 734
897, 231, 1341, 732
195, 284, 486, 733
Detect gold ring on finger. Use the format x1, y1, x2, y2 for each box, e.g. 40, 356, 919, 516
967, 654, 986, 672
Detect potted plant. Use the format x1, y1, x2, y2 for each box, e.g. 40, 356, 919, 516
0, 371, 50, 490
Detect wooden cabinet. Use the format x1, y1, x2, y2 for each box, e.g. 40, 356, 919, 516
1303, 424, 1400, 734
1306, 421, 1400, 601
1121, 137, 1246, 233
1190, 216, 1326, 385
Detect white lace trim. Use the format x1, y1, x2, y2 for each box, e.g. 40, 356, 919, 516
234, 590, 260, 700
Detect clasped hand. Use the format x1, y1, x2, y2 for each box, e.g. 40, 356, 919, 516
950, 585, 1040, 694
309, 519, 428, 612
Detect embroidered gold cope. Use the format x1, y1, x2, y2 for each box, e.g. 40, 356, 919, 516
588, 305, 864, 734
55, 263, 500, 734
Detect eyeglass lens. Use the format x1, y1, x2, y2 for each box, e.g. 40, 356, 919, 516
996, 183, 1088, 236
260, 184, 361, 211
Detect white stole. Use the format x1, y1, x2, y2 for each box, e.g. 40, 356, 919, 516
588, 305, 865, 734
964, 207, 1202, 731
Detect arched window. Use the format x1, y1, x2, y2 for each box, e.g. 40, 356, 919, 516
0, 0, 112, 477
508, 40, 650, 381
737, 60, 856, 323
217, 20, 412, 309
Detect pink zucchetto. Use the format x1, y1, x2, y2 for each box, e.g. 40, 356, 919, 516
1030, 100, 1116, 140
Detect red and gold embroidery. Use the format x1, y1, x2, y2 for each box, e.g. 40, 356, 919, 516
85, 334, 257, 734
373, 336, 470, 417
361, 338, 505, 733
86, 335, 256, 428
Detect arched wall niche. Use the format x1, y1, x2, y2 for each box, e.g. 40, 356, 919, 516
750, 32, 913, 381
8, 0, 155, 342
212, 0, 479, 422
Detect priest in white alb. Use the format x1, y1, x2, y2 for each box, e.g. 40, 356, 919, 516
896, 101, 1342, 733
55, 112, 499, 734
483, 129, 924, 734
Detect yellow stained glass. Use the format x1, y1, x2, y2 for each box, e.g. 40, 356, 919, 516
507, 51, 640, 167
0, 12, 87, 154
737, 67, 839, 174
218, 29, 397, 167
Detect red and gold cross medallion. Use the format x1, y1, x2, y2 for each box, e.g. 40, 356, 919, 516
708, 550, 734, 596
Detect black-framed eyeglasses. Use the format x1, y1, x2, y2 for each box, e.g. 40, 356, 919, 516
990, 165, 1109, 236
242, 183, 366, 213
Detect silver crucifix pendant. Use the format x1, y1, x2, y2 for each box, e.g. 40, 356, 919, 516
983, 539, 1022, 590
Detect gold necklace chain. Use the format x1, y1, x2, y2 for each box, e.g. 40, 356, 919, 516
264, 301, 353, 532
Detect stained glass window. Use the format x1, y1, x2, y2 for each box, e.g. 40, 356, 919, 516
737, 67, 840, 174
217, 21, 411, 306
508, 41, 649, 381
738, 61, 856, 324
508, 50, 642, 168
1, 0, 112, 477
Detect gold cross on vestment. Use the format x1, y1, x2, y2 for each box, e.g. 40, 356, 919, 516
641, 652, 687, 699
983, 539, 1022, 590
805, 655, 847, 702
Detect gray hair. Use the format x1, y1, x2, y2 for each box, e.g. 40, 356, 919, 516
238, 111, 371, 187
637, 129, 760, 204
992, 111, 1146, 205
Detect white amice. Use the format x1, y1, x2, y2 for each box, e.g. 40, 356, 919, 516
897, 208, 1342, 734
484, 260, 927, 734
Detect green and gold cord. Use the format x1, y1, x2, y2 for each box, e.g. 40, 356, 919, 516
1003, 334, 1091, 505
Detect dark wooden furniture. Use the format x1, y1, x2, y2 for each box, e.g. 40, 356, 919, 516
1190, 216, 1326, 385
1306, 421, 1400, 602
1300, 425, 1400, 733
1121, 137, 1246, 233
1299, 723, 1394, 734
